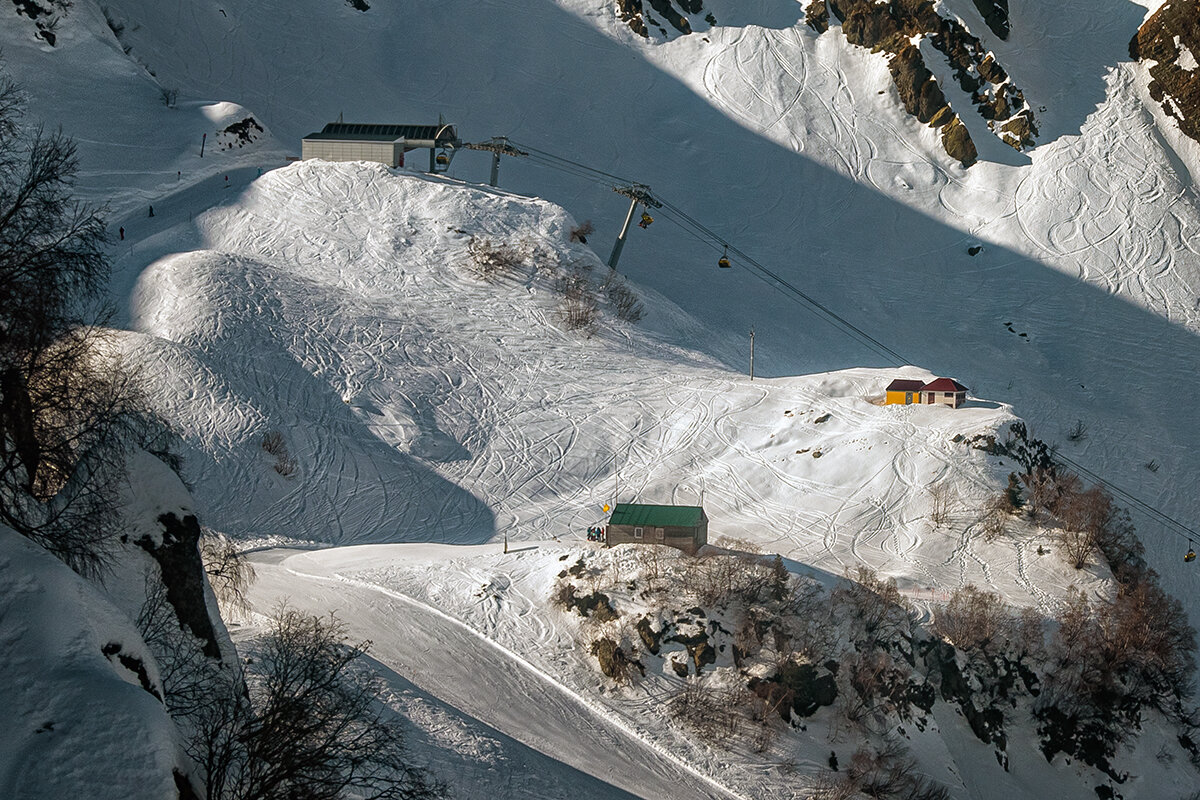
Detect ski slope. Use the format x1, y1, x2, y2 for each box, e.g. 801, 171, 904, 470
4, 0, 1200, 796
6, 0, 1198, 594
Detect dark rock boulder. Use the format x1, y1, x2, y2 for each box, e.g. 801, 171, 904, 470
591, 637, 645, 681
942, 117, 978, 167
805, 0, 829, 33
648, 0, 691, 34
636, 615, 664, 654
889, 46, 950, 124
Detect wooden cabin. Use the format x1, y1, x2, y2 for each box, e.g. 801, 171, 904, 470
606, 503, 708, 555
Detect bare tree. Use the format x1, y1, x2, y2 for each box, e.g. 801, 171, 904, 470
194, 607, 444, 800
0, 69, 141, 575
929, 482, 951, 525
200, 530, 255, 617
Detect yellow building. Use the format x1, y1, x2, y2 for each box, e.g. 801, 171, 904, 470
885, 379, 925, 405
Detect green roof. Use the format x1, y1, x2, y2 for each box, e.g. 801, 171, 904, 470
608, 503, 705, 528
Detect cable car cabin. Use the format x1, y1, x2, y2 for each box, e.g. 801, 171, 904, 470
435, 152, 450, 166
1187, 549, 1196, 563
638, 212, 654, 229
718, 256, 731, 268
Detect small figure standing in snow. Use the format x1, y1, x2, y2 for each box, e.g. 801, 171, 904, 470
148, 205, 154, 217
224, 175, 229, 187
118, 226, 124, 240
177, 170, 181, 181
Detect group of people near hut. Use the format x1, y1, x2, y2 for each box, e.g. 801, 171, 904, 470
586, 526, 607, 543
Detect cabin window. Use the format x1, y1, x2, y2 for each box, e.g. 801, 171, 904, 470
633, 527, 644, 539
655, 528, 664, 540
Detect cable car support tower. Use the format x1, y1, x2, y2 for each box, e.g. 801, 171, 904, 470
608, 184, 660, 269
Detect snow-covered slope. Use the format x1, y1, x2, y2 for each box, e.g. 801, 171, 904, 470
5, 0, 1200, 796
9, 0, 1197, 603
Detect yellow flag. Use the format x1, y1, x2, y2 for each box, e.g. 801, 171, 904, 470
603, 503, 610, 513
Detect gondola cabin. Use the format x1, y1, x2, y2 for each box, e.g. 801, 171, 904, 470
606, 503, 708, 555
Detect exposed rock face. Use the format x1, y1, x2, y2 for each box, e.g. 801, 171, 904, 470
135, 513, 221, 659
615, 0, 703, 37
1133, 0, 1200, 144
971, 0, 1009, 40
821, 0, 1034, 166
805, 0, 829, 33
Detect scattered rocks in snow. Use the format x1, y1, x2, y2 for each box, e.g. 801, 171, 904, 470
217, 116, 264, 150
615, 0, 704, 38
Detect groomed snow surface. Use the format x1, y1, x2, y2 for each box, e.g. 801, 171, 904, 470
4, 0, 1200, 797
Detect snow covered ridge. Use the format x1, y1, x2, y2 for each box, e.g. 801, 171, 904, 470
612, 0, 1036, 166
1133, 0, 1200, 144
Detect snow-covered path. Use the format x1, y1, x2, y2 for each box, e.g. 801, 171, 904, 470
246, 548, 740, 800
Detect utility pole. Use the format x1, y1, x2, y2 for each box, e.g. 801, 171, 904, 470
608, 184, 660, 270
460, 138, 527, 187
749, 327, 756, 381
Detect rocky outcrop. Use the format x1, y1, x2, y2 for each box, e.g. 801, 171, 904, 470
805, 0, 829, 33
822, 0, 1034, 165
591, 637, 645, 681
614, 0, 703, 37
135, 513, 221, 658
1132, 0, 1200, 145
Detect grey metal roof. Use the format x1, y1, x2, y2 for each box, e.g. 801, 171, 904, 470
302, 123, 458, 142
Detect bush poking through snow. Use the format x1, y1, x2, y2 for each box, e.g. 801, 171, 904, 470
602, 274, 645, 322
812, 743, 950, 800
260, 430, 297, 477
979, 494, 1010, 542
928, 481, 951, 525
200, 531, 255, 618
466, 237, 526, 282
568, 220, 594, 243
668, 677, 748, 745
934, 585, 1042, 657
556, 271, 598, 332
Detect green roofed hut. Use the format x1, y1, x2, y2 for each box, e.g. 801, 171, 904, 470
606, 503, 708, 555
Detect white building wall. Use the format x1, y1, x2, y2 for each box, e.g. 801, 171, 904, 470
301, 139, 403, 167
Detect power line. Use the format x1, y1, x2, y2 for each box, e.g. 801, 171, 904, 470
492, 139, 1199, 551
1054, 453, 1200, 546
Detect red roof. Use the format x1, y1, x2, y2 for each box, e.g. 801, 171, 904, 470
886, 379, 925, 392
921, 378, 969, 393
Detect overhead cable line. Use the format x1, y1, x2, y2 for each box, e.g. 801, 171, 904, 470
491, 139, 1200, 552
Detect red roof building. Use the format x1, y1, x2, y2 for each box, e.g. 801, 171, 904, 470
884, 377, 970, 408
